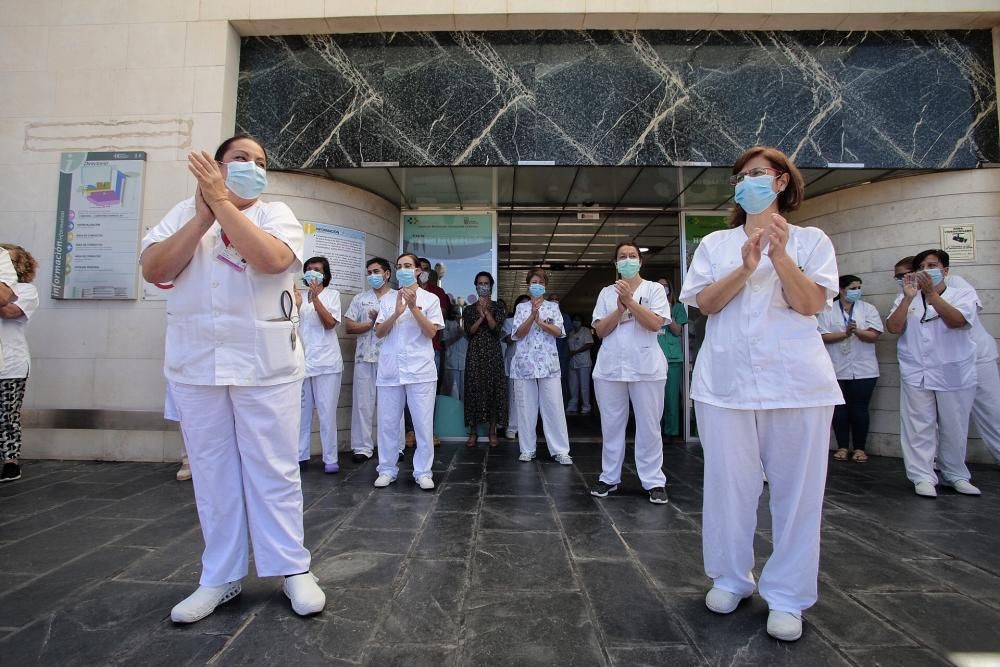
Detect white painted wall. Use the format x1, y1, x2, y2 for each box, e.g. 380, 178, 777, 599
791, 169, 1000, 463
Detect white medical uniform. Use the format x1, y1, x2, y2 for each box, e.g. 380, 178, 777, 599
298, 286, 344, 465
592, 280, 670, 490
502, 317, 519, 434
566, 325, 594, 413
141, 196, 310, 588
890, 283, 979, 485
375, 288, 444, 481
816, 300, 883, 381
679, 224, 842, 615
510, 300, 571, 458
345, 288, 392, 458
0, 249, 18, 368
948, 275, 1000, 464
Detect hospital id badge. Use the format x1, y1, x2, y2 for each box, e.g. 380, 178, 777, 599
216, 235, 247, 272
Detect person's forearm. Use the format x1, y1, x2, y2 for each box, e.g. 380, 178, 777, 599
141, 216, 213, 283
886, 296, 913, 334
514, 315, 535, 339
345, 317, 374, 335
696, 265, 752, 315
594, 310, 624, 338
667, 320, 682, 335
926, 293, 967, 328
211, 200, 294, 274
855, 329, 881, 343
0, 303, 23, 319
409, 305, 439, 338
821, 332, 848, 343
469, 316, 485, 335
375, 313, 399, 338
311, 296, 337, 330
772, 255, 827, 315
626, 301, 665, 332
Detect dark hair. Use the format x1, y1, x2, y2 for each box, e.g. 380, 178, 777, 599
474, 271, 495, 288
417, 257, 431, 268
913, 249, 950, 269
366, 256, 390, 274
514, 294, 530, 306
894, 255, 915, 271
0, 244, 38, 283
728, 146, 804, 228
613, 242, 642, 261
214, 134, 267, 163
304, 256, 331, 287
526, 268, 548, 285
839, 274, 861, 289
396, 252, 420, 267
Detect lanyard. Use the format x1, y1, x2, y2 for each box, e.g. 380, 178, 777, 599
839, 300, 854, 328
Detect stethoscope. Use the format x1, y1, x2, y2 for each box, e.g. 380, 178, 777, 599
280, 290, 299, 350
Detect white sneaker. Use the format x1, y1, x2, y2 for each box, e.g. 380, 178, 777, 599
950, 480, 981, 496
518, 451, 536, 462
283, 572, 325, 616
553, 453, 573, 466
170, 581, 242, 623
504, 430, 517, 440
416, 475, 435, 491
374, 473, 395, 488
766, 610, 803, 641
175, 463, 192, 482
914, 481, 937, 497
705, 587, 748, 614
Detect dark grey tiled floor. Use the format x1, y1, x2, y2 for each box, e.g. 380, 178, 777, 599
1, 442, 999, 666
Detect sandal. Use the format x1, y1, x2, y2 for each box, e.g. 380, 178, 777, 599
852, 450, 868, 463
488, 433, 499, 448
466, 434, 478, 448
832, 448, 849, 461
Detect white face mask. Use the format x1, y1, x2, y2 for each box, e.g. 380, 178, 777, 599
418, 271, 430, 284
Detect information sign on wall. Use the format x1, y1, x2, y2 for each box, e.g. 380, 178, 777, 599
940, 224, 976, 263
52, 151, 146, 300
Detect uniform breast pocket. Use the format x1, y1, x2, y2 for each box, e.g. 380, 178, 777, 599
254, 320, 298, 379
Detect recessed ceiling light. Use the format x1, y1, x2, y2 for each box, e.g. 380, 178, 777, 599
639, 247, 650, 252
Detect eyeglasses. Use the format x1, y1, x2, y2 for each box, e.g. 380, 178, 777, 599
893, 272, 911, 281
729, 167, 783, 185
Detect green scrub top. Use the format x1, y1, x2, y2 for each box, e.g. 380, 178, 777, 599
657, 302, 688, 362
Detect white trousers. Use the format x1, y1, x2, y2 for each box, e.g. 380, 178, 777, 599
695, 401, 833, 614
567, 366, 592, 412
299, 372, 342, 464
900, 382, 975, 485
170, 380, 311, 587
507, 377, 518, 433
972, 360, 1000, 463
377, 381, 436, 480
351, 361, 377, 456
594, 379, 666, 490
514, 377, 570, 456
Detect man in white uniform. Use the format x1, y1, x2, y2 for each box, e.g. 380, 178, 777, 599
344, 257, 394, 463
373, 253, 444, 490
887, 249, 981, 497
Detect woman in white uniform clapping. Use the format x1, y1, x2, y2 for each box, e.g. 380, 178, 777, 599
817, 275, 883, 463
295, 256, 344, 473
373, 252, 444, 490
678, 146, 842, 642
589, 242, 672, 504
510, 269, 573, 465
141, 135, 325, 623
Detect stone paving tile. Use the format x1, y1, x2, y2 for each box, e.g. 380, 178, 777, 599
0, 443, 997, 665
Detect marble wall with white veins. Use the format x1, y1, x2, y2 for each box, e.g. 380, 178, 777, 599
236, 30, 999, 170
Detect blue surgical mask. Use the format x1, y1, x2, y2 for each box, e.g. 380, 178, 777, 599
396, 268, 417, 288
924, 268, 944, 286
616, 258, 641, 279
844, 288, 862, 303
303, 270, 324, 285
734, 174, 779, 215
224, 161, 267, 199
367, 274, 385, 290
528, 283, 545, 298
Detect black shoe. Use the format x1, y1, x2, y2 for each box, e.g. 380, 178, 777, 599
0, 462, 21, 482
648, 487, 669, 505
352, 453, 371, 464
590, 481, 618, 498
298, 460, 309, 471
